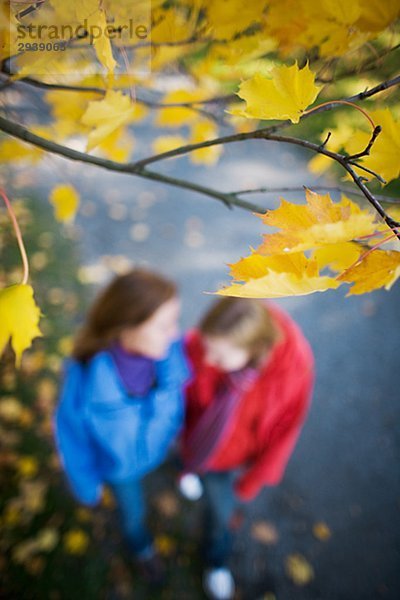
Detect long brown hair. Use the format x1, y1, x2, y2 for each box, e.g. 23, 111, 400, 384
73, 269, 177, 362
199, 297, 280, 366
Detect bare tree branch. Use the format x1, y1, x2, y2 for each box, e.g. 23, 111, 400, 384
2, 65, 398, 114
317, 44, 400, 84
0, 115, 264, 213
0, 65, 221, 123
353, 74, 400, 100
0, 114, 399, 237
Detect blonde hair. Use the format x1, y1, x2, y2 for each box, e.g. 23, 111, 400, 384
199, 297, 280, 366
73, 269, 176, 362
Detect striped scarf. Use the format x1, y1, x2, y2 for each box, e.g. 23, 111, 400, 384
184, 367, 258, 472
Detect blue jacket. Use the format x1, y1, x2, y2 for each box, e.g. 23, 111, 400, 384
54, 340, 190, 506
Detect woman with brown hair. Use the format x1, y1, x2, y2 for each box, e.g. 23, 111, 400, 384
54, 269, 189, 583
181, 297, 314, 600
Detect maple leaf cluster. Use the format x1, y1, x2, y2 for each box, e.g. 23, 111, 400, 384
218, 190, 400, 298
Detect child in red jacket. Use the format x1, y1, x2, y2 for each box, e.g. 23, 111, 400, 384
182, 297, 314, 600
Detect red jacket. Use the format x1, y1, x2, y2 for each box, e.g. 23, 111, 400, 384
183, 303, 314, 501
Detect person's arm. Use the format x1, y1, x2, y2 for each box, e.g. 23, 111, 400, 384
234, 373, 313, 501
53, 360, 103, 506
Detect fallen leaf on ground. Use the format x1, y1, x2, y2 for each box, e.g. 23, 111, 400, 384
63, 529, 90, 554
313, 521, 332, 541
285, 553, 314, 586
16, 456, 39, 478
251, 521, 279, 545
154, 535, 176, 556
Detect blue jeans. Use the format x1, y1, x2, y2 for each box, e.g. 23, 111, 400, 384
109, 477, 153, 559
201, 471, 238, 568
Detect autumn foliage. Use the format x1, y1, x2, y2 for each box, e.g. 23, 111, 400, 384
1, 0, 400, 364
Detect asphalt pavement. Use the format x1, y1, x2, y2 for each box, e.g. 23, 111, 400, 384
8, 132, 400, 600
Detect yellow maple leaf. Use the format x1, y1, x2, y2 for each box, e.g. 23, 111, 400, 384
74, 1, 116, 75
0, 284, 42, 366
216, 254, 340, 299
318, 0, 361, 25
81, 91, 139, 151
92, 10, 117, 75
229, 251, 320, 281
311, 242, 363, 271
357, 0, 400, 32
49, 184, 80, 222
230, 62, 321, 123
338, 249, 400, 295
257, 190, 377, 254
151, 5, 196, 44
205, 0, 262, 40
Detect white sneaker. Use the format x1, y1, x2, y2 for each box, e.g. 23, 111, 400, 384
178, 473, 203, 501
203, 567, 235, 600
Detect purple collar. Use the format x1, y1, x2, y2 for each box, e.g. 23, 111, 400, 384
109, 343, 156, 396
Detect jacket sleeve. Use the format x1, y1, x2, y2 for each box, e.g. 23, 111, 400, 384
53, 360, 103, 506
234, 369, 313, 501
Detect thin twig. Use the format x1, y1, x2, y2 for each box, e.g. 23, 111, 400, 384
0, 188, 30, 284
344, 125, 382, 161
346, 160, 387, 184
1, 67, 398, 115
317, 45, 400, 84
228, 185, 400, 204
304, 99, 376, 129
319, 131, 331, 150
337, 228, 400, 280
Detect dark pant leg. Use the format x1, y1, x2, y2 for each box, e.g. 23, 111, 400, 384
201, 470, 237, 568
109, 477, 153, 558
